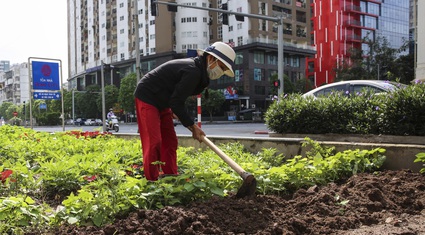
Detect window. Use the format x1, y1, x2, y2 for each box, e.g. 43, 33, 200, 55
218, 26, 223, 39
254, 51, 265, 64
268, 54, 277, 65
120, 29, 124, 34
119, 3, 124, 8
237, 36, 243, 46
120, 53, 125, 59
234, 69, 243, 82
291, 56, 300, 67
120, 16, 124, 21
235, 52, 243, 65
254, 68, 265, 81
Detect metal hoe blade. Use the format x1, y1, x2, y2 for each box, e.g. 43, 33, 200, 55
236, 172, 257, 198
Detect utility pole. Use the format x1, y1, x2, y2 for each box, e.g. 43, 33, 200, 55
153, 1, 285, 98
101, 61, 106, 132
134, 0, 141, 83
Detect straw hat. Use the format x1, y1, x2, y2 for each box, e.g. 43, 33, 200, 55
197, 42, 236, 77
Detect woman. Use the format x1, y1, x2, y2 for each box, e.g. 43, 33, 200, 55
134, 41, 236, 180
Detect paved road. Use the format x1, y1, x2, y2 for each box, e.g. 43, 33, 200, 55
30, 122, 271, 138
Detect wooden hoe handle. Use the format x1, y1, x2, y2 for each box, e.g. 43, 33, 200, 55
201, 135, 247, 178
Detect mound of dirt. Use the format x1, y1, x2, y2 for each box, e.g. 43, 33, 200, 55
54, 170, 425, 235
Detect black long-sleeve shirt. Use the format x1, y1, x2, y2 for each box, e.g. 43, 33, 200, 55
134, 56, 209, 127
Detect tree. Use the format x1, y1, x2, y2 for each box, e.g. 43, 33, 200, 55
334, 36, 411, 84
118, 73, 137, 114
393, 53, 414, 84
334, 47, 367, 81
269, 73, 295, 95
0, 102, 13, 120
97, 85, 119, 114
77, 85, 101, 118
201, 89, 225, 122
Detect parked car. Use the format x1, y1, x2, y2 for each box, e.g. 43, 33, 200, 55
74, 118, 86, 126
65, 119, 74, 125
84, 119, 96, 126
94, 119, 103, 126
302, 80, 406, 98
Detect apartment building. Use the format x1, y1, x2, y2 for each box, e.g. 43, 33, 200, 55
0, 63, 30, 105
416, 0, 425, 81
308, 0, 410, 87
67, 0, 315, 114
0, 60, 10, 73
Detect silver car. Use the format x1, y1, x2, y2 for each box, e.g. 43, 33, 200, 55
302, 80, 406, 98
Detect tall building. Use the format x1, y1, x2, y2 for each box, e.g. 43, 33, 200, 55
0, 60, 10, 73
0, 63, 30, 105
415, 0, 425, 81
308, 0, 410, 87
67, 0, 315, 114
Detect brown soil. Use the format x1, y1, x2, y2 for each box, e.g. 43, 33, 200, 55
54, 170, 425, 235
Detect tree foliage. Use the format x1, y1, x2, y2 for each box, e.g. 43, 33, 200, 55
118, 73, 137, 114
202, 89, 225, 122
334, 36, 412, 84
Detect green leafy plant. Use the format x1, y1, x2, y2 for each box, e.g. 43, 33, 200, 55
414, 152, 425, 173
0, 125, 389, 232
265, 83, 425, 136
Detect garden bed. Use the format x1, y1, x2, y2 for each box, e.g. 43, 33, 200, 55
52, 169, 425, 235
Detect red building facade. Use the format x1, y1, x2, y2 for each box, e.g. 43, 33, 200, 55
307, 0, 381, 87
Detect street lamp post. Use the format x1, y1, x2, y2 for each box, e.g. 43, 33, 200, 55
154, 1, 285, 98
101, 61, 107, 132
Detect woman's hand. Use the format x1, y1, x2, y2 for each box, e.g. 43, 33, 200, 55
187, 124, 206, 143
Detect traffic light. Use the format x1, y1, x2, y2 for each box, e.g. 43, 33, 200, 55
150, 0, 158, 16
221, 3, 228, 25
273, 80, 280, 88
167, 4, 178, 12
235, 14, 245, 22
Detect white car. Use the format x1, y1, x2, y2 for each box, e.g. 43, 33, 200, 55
84, 119, 96, 126
302, 80, 406, 98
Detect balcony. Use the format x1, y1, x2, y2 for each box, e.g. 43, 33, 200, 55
345, 5, 379, 17
346, 34, 363, 42
344, 19, 376, 30
363, 0, 382, 4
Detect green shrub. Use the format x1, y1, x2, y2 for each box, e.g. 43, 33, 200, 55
265, 82, 425, 136
380, 82, 425, 136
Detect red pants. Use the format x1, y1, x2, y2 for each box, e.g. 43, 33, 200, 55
135, 98, 178, 180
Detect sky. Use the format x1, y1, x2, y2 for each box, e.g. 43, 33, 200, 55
0, 0, 68, 79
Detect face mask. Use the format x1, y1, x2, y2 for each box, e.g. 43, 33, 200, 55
207, 59, 224, 80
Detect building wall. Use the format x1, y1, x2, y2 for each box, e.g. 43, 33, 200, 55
0, 60, 10, 73
311, 0, 410, 87
416, 0, 425, 81
0, 63, 29, 105
67, 0, 316, 114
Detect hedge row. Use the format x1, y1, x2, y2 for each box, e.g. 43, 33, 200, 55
265, 82, 425, 136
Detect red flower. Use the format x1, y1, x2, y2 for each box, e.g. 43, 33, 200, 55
83, 175, 97, 182
1, 170, 13, 183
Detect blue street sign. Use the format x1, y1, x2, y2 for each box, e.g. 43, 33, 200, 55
39, 103, 47, 109
33, 92, 61, 100
32, 61, 60, 91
